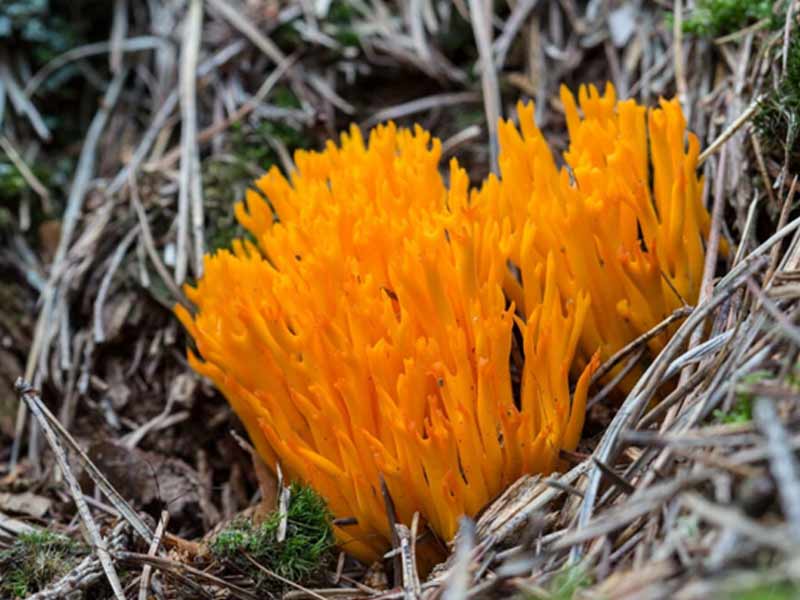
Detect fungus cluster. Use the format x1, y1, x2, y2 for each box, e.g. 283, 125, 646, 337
484, 84, 712, 387
176, 84, 712, 564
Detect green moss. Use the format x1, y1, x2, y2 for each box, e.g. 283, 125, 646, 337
203, 119, 312, 252
0, 0, 75, 61
327, 0, 357, 24
713, 370, 772, 424
754, 37, 800, 169
713, 368, 800, 424
211, 483, 334, 591
673, 0, 783, 38
0, 161, 27, 200
515, 565, 593, 600
0, 530, 86, 598
333, 28, 360, 48
714, 395, 754, 424
0, 158, 64, 205
272, 85, 302, 110
1, 0, 106, 224
202, 157, 252, 252
0, 155, 71, 240
326, 0, 360, 47
1, 0, 111, 67
547, 565, 592, 600
730, 582, 800, 600
231, 120, 311, 164
453, 107, 486, 132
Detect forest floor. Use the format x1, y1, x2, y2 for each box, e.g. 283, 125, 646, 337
1, 0, 800, 598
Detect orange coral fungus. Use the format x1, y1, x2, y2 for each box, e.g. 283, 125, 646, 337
480, 83, 712, 381
175, 122, 595, 565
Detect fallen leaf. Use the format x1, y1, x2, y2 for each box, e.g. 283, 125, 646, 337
0, 491, 51, 518
84, 440, 199, 516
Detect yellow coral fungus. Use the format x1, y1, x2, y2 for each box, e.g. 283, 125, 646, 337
480, 83, 713, 382
176, 122, 595, 565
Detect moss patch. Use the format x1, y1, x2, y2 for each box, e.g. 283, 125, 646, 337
754, 37, 800, 171
0, 530, 86, 598
203, 118, 312, 252
210, 483, 334, 592
678, 0, 782, 38
713, 370, 772, 424
730, 582, 800, 600
547, 565, 593, 600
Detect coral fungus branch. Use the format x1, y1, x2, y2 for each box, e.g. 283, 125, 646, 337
176, 83, 713, 567
176, 122, 594, 564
